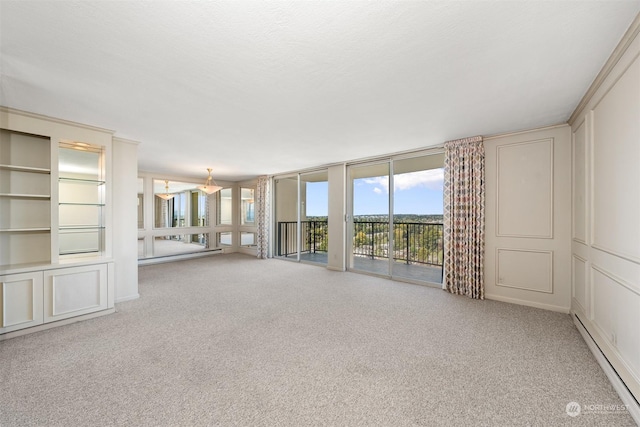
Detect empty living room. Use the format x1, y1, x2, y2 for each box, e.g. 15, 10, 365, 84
1, 1, 639, 426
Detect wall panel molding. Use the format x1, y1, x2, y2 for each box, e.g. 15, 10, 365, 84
591, 263, 640, 298
496, 138, 554, 239
572, 120, 587, 244
51, 270, 101, 317
590, 263, 640, 384
591, 54, 640, 263
571, 254, 588, 315
496, 248, 553, 293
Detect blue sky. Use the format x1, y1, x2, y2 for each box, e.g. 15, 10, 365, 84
305, 168, 444, 216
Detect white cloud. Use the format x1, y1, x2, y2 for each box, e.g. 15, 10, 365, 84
363, 169, 443, 194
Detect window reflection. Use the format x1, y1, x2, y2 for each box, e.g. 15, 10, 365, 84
137, 178, 144, 229
153, 234, 210, 257
241, 232, 256, 246
153, 179, 209, 228
217, 188, 233, 225
241, 187, 255, 225
217, 232, 232, 246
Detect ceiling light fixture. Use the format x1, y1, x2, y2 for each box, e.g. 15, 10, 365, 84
156, 180, 176, 200
198, 168, 222, 195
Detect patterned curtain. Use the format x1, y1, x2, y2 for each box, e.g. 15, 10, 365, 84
443, 136, 485, 299
256, 176, 270, 259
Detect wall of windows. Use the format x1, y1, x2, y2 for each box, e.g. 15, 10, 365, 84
272, 150, 444, 284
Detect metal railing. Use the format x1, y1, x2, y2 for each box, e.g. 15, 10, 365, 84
277, 220, 329, 257
277, 220, 443, 267
352, 221, 443, 266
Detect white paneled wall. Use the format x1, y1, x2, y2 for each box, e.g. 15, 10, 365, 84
569, 17, 640, 404
484, 125, 572, 312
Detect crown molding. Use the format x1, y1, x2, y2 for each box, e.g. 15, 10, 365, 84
0, 106, 114, 134
569, 12, 640, 125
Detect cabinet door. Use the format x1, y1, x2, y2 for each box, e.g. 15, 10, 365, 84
0, 272, 44, 334
44, 264, 108, 323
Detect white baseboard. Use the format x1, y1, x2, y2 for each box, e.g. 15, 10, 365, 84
116, 293, 140, 303
484, 293, 570, 313
573, 314, 640, 425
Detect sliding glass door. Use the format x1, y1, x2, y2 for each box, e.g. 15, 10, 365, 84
273, 170, 328, 265
348, 153, 444, 284
274, 175, 299, 260
391, 155, 444, 283
349, 162, 390, 275
300, 171, 328, 265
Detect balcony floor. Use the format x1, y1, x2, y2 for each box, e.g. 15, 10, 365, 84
291, 252, 442, 284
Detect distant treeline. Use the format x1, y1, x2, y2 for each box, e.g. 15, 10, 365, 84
306, 214, 443, 224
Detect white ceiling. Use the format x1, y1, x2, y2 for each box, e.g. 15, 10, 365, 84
1, 1, 639, 181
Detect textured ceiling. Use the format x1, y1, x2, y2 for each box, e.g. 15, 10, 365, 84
1, 1, 639, 181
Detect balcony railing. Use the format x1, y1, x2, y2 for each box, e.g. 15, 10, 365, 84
277, 220, 329, 257
277, 220, 443, 267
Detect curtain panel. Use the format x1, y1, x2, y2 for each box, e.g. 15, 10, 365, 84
443, 136, 485, 299
256, 176, 270, 259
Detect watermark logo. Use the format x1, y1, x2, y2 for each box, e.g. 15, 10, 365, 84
566, 402, 581, 417
566, 401, 629, 417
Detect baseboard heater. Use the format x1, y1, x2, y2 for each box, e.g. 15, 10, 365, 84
137, 248, 223, 266
573, 313, 640, 424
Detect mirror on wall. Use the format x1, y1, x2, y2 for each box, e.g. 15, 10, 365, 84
217, 188, 233, 225
153, 233, 210, 257
241, 187, 255, 225
217, 231, 232, 247
137, 178, 144, 229
153, 179, 210, 228
240, 232, 256, 247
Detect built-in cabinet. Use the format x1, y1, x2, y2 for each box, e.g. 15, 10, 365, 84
0, 271, 44, 334
43, 263, 110, 323
0, 109, 115, 338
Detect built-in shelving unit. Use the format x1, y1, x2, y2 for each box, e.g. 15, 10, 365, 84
0, 111, 116, 338
0, 129, 52, 267
58, 143, 106, 258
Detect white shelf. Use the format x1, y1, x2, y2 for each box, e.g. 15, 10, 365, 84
59, 177, 105, 185
58, 206, 104, 208
0, 164, 51, 174
60, 226, 104, 230
0, 193, 50, 199
0, 228, 51, 232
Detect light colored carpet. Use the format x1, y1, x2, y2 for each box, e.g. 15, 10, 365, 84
0, 254, 635, 426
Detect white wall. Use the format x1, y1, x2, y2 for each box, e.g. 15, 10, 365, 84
112, 137, 139, 302
569, 17, 640, 403
484, 125, 572, 312
274, 177, 298, 223
327, 164, 346, 271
